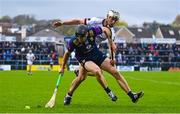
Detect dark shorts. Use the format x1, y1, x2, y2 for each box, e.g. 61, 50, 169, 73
78, 51, 107, 67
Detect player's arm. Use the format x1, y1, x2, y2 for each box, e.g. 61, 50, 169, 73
102, 27, 113, 52
102, 27, 116, 66
59, 39, 75, 73
61, 51, 71, 69
53, 19, 85, 28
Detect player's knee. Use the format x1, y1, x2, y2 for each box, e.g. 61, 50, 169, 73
93, 68, 102, 76
77, 75, 86, 82
80, 76, 86, 81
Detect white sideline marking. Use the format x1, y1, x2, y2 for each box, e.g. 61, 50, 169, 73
126, 76, 180, 86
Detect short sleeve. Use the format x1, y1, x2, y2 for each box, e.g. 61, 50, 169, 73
85, 17, 103, 26
91, 26, 103, 37
67, 39, 75, 52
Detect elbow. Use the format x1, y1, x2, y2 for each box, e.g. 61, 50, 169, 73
75, 20, 81, 24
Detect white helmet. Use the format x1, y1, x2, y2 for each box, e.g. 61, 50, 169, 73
107, 10, 120, 20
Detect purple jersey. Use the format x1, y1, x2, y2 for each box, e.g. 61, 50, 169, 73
67, 26, 103, 62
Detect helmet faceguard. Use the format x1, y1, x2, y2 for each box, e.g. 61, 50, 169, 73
75, 25, 88, 38
107, 10, 120, 21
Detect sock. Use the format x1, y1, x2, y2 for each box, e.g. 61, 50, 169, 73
104, 87, 111, 94
127, 91, 134, 99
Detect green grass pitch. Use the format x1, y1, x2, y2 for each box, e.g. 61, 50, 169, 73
0, 71, 180, 113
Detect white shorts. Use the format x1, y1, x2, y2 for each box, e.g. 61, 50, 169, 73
27, 61, 33, 65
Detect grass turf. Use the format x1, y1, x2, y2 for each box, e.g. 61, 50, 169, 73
0, 71, 180, 113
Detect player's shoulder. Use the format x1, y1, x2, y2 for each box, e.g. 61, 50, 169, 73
85, 17, 105, 25
88, 26, 103, 37
90, 17, 104, 21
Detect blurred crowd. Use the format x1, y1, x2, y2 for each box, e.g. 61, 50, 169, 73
0, 42, 58, 64
0, 41, 180, 69
99, 43, 180, 66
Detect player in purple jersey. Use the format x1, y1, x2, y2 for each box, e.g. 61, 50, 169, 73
60, 25, 144, 105
61, 25, 117, 103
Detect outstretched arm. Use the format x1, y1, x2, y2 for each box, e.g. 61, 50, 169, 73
53, 19, 85, 28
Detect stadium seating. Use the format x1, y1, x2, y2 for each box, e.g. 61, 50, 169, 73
0, 42, 58, 69
0, 41, 180, 70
